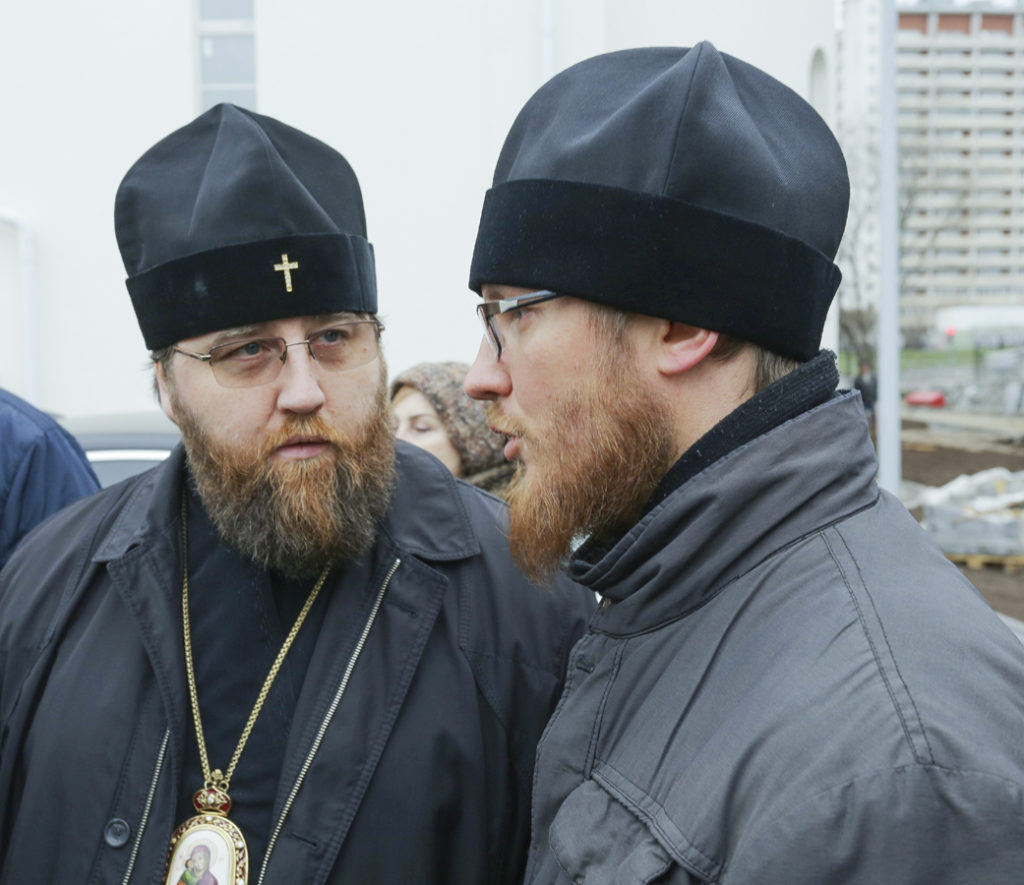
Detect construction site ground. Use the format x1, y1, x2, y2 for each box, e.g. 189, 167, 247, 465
900, 415, 1024, 621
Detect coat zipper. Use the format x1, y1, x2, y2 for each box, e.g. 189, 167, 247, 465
121, 729, 170, 885
256, 557, 401, 885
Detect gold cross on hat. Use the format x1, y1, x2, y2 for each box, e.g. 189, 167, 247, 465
273, 253, 299, 292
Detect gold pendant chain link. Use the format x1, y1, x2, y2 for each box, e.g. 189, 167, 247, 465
180, 492, 331, 792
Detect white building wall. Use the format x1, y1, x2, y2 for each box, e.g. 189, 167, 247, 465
0, 1, 837, 418
604, 0, 838, 114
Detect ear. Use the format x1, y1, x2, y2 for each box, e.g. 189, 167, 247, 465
656, 321, 720, 377
155, 361, 177, 424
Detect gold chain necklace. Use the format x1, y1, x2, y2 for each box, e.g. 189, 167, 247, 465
164, 492, 331, 885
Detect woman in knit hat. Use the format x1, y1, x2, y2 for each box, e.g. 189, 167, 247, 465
390, 361, 514, 497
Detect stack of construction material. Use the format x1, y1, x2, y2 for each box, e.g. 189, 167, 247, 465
919, 468, 1024, 558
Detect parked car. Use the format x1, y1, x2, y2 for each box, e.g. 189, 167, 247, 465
905, 389, 947, 408
60, 411, 180, 488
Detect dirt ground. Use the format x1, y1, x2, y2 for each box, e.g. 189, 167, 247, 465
901, 436, 1024, 621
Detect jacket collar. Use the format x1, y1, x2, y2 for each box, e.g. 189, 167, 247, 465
382, 441, 482, 561
94, 439, 481, 564
640, 351, 839, 516
569, 391, 880, 635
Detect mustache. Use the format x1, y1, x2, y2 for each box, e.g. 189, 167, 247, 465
484, 404, 524, 439
257, 415, 346, 458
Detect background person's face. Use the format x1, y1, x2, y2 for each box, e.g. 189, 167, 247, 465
391, 386, 462, 475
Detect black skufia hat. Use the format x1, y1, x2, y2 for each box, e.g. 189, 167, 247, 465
116, 103, 376, 350
469, 43, 850, 361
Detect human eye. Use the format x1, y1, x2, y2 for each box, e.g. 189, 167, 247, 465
213, 338, 275, 364
503, 299, 533, 318
309, 325, 365, 367
496, 303, 535, 338
493, 302, 522, 326
313, 325, 356, 347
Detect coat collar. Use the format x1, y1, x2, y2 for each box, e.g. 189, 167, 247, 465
94, 439, 481, 565
570, 392, 880, 635
382, 441, 482, 561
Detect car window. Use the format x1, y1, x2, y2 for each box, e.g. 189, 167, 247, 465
88, 457, 170, 487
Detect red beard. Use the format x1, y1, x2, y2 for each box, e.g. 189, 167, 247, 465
492, 348, 676, 585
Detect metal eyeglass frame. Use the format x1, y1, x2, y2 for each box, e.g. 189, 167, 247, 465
172, 318, 385, 388
476, 290, 562, 359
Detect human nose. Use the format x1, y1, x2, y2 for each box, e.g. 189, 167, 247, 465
464, 338, 510, 401
275, 344, 326, 413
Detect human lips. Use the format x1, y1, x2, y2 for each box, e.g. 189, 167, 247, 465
274, 434, 331, 461
485, 404, 529, 461
488, 422, 523, 462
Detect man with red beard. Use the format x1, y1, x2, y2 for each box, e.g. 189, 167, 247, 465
0, 104, 593, 885
465, 45, 1024, 883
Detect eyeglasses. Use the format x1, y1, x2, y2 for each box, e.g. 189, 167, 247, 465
476, 290, 562, 359
173, 318, 384, 388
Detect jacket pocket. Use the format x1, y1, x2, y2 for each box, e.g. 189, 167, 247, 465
548, 778, 674, 884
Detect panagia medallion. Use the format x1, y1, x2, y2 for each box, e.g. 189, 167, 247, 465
164, 782, 247, 885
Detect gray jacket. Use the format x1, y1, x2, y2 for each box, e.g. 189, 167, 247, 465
527, 392, 1024, 884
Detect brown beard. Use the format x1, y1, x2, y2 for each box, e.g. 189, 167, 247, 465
495, 345, 676, 586
173, 378, 396, 579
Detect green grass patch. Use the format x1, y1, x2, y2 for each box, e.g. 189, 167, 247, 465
839, 348, 991, 376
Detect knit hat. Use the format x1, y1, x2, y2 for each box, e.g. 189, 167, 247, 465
116, 103, 376, 350
390, 362, 513, 495
469, 43, 849, 362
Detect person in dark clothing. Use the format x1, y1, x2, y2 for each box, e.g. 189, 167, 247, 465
0, 386, 99, 567
464, 44, 1024, 883
853, 361, 878, 427
0, 104, 593, 885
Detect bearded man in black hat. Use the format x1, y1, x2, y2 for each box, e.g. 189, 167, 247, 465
0, 104, 594, 884
465, 44, 1024, 884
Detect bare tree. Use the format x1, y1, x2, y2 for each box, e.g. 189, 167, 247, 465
834, 137, 880, 371
834, 135, 969, 368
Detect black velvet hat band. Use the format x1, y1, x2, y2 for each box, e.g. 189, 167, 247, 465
469, 179, 840, 362
128, 232, 377, 350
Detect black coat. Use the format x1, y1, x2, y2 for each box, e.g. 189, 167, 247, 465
0, 442, 594, 884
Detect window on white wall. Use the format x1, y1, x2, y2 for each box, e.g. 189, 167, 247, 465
198, 0, 256, 112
